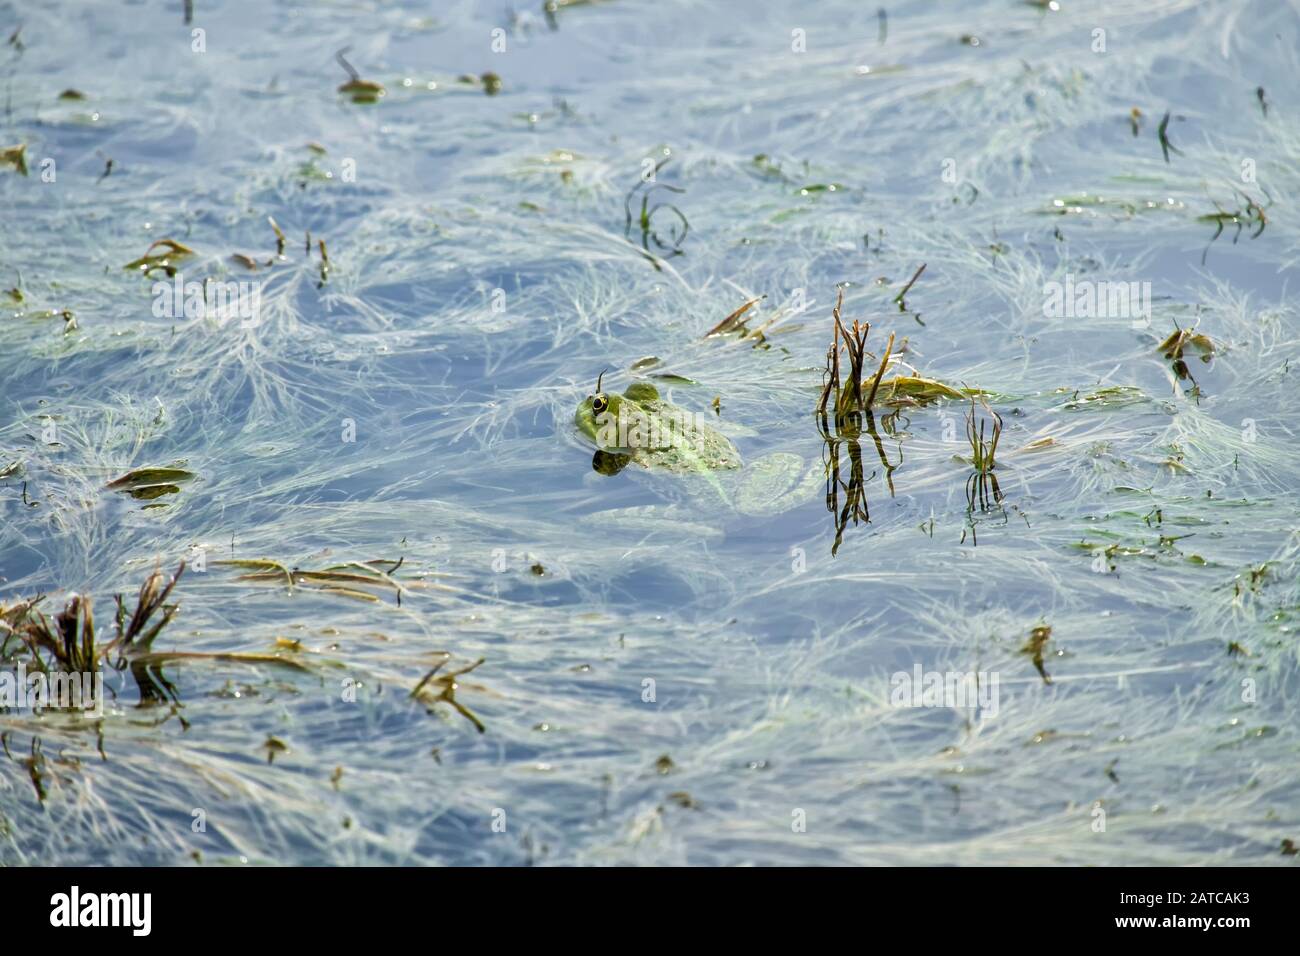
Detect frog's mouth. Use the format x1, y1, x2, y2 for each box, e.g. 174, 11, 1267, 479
574, 397, 603, 444
574, 398, 632, 452
575, 399, 631, 476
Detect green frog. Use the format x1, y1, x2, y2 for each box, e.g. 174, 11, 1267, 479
573, 374, 822, 516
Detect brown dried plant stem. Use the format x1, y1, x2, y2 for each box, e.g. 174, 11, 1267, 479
819, 288, 895, 420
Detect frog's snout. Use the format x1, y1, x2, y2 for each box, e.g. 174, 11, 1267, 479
574, 396, 599, 443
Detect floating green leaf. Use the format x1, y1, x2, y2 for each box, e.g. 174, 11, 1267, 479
105, 466, 195, 500
123, 239, 195, 276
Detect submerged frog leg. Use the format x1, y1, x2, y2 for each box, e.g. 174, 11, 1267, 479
592, 450, 631, 475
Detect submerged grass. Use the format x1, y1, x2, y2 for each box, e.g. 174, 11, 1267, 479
623, 155, 689, 264
1, 563, 184, 689
213, 557, 411, 604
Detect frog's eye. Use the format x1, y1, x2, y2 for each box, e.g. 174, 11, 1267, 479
592, 394, 609, 414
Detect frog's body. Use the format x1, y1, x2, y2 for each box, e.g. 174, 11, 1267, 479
574, 381, 821, 516
575, 382, 741, 473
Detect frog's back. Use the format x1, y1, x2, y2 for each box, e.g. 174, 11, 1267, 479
634, 399, 742, 473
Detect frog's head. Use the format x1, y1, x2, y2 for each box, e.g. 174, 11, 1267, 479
574, 369, 614, 445
574, 371, 660, 447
